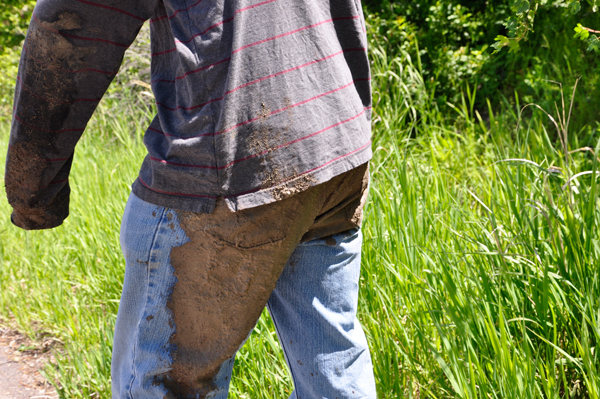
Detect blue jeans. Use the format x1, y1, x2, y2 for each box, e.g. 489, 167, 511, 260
111, 165, 376, 398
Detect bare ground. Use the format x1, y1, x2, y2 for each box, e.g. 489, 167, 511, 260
0, 327, 58, 399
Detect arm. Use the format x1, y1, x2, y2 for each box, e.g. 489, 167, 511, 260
4, 0, 158, 230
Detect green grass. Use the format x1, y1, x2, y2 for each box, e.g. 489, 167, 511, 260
1, 44, 599, 398
0, 97, 147, 396
361, 46, 600, 398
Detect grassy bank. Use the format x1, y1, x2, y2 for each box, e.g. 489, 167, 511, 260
1, 43, 599, 399
363, 47, 599, 398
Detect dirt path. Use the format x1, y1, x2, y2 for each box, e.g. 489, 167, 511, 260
0, 328, 58, 399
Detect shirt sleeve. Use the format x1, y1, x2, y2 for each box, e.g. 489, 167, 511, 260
4, 0, 160, 230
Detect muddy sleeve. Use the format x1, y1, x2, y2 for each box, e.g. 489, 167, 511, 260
4, 0, 159, 230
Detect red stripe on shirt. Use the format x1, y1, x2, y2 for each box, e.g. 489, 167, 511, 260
151, 0, 278, 29
14, 115, 85, 134
150, 0, 205, 23
232, 16, 358, 55
151, 47, 177, 57
174, 0, 280, 45
293, 140, 371, 177
149, 106, 368, 169
295, 141, 371, 176
177, 16, 235, 45
17, 76, 102, 105
7, 144, 71, 163
49, 178, 69, 185
41, 155, 72, 162
40, 178, 69, 189
34, 14, 129, 48
154, 48, 365, 112
237, 0, 280, 12
151, 57, 231, 84
23, 46, 118, 75
74, 0, 145, 21
137, 176, 218, 198
149, 156, 218, 169
148, 126, 168, 136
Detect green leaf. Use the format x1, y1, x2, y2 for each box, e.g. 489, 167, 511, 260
569, 0, 581, 14
574, 23, 590, 40
492, 35, 510, 52
506, 17, 519, 36
587, 34, 600, 52
508, 38, 521, 52
515, 0, 530, 14
492, 35, 521, 53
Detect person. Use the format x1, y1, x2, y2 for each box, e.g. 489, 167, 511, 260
4, 0, 376, 397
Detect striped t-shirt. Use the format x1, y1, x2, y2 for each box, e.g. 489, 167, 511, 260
5, 0, 371, 229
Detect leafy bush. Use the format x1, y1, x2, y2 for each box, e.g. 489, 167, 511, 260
0, 0, 35, 53
0, 1, 35, 119
364, 0, 600, 132
0, 47, 20, 120
493, 0, 600, 53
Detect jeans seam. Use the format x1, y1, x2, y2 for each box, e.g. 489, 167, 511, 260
266, 301, 299, 399
126, 205, 168, 399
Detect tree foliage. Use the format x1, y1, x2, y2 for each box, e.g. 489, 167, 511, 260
0, 1, 35, 115
493, 0, 600, 52
364, 0, 510, 104
0, 0, 36, 53
364, 0, 600, 131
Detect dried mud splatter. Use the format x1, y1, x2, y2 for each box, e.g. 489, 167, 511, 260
246, 98, 316, 203
5, 12, 95, 229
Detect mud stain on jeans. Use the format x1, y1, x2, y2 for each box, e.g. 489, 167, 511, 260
157, 196, 316, 398
155, 164, 369, 398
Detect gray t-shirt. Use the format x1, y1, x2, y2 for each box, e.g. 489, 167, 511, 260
5, 0, 372, 229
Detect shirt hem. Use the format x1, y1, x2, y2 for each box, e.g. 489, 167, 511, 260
132, 180, 217, 213
131, 144, 372, 214
225, 145, 372, 212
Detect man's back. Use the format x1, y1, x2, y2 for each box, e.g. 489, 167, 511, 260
6, 0, 371, 227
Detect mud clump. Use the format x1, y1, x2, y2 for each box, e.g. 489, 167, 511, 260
33, 12, 95, 71
272, 173, 317, 201
26, 12, 95, 107
259, 102, 271, 120
4, 141, 70, 230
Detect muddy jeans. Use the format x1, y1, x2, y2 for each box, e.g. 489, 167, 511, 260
111, 163, 376, 398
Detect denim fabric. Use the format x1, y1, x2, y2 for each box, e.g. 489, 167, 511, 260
112, 167, 375, 398
112, 194, 184, 398
267, 228, 376, 398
